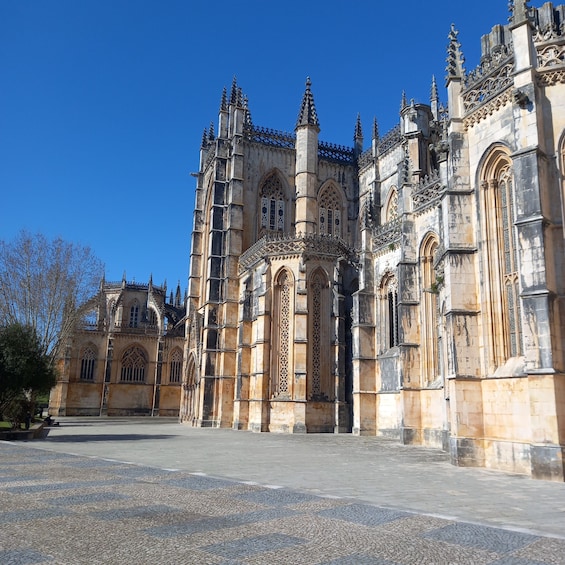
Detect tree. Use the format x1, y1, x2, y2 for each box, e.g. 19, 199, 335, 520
0, 231, 104, 361
0, 323, 57, 420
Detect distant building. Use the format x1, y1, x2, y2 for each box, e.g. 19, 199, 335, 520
50, 277, 186, 417
181, 1, 565, 480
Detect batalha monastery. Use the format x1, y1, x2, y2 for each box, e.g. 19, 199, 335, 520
50, 1, 565, 481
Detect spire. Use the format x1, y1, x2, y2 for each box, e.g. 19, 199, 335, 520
400, 91, 407, 111
296, 77, 319, 129
220, 87, 228, 112
372, 117, 379, 141
509, 0, 530, 24
175, 282, 182, 308
230, 76, 238, 105
430, 75, 438, 102
446, 24, 466, 82
148, 273, 153, 290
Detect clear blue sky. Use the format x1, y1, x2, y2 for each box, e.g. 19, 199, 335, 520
1, 1, 510, 293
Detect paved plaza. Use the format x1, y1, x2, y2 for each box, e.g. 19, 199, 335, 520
1, 418, 564, 564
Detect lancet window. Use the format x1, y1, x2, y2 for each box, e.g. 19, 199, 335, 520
420, 235, 439, 385
480, 149, 523, 367
260, 173, 285, 233
318, 185, 342, 237
80, 346, 96, 381
129, 300, 139, 328
120, 346, 147, 382
380, 273, 399, 350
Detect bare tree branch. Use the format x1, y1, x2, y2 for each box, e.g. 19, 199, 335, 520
0, 231, 104, 361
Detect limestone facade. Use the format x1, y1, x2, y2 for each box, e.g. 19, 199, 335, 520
50, 279, 186, 417
181, 1, 565, 481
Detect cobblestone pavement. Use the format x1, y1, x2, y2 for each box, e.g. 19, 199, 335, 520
1, 418, 564, 564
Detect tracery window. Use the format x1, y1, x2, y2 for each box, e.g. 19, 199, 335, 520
260, 173, 285, 232
420, 235, 439, 385
80, 346, 96, 381
129, 301, 139, 328
120, 346, 147, 382
169, 348, 183, 384
481, 149, 523, 367
308, 269, 331, 400
385, 188, 398, 222
272, 270, 293, 398
318, 185, 342, 237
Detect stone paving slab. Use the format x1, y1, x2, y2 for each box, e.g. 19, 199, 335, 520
1, 436, 565, 564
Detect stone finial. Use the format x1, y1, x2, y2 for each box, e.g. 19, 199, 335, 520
296, 77, 320, 128
509, 0, 531, 24
400, 91, 407, 111
237, 87, 243, 107
446, 24, 466, 82
208, 121, 215, 141
220, 87, 228, 112
372, 117, 379, 141
201, 128, 208, 147
230, 76, 238, 105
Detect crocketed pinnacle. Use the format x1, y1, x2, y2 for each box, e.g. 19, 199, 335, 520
400, 91, 407, 111
354, 113, 363, 141
372, 117, 379, 141
243, 95, 252, 127
230, 76, 238, 105
208, 121, 215, 141
296, 77, 319, 128
446, 24, 465, 82
220, 87, 228, 112
201, 128, 208, 147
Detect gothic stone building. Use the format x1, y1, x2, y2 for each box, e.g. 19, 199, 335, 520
181, 1, 565, 481
50, 278, 186, 417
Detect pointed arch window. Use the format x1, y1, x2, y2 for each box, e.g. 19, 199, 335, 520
420, 235, 439, 385
129, 300, 140, 328
120, 346, 147, 382
385, 187, 399, 223
380, 273, 399, 350
260, 173, 285, 233
481, 151, 523, 367
308, 270, 332, 400
169, 348, 183, 384
272, 270, 294, 398
80, 346, 97, 381
318, 185, 342, 237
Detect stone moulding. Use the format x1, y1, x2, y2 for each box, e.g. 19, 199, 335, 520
238, 233, 355, 273
372, 217, 402, 252
412, 170, 445, 213
463, 87, 514, 130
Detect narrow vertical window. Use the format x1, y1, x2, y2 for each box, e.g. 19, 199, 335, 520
272, 270, 293, 398
129, 301, 139, 328
259, 173, 285, 233
420, 235, 439, 384
318, 184, 342, 237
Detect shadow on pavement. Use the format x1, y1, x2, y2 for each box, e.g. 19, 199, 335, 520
44, 434, 176, 442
